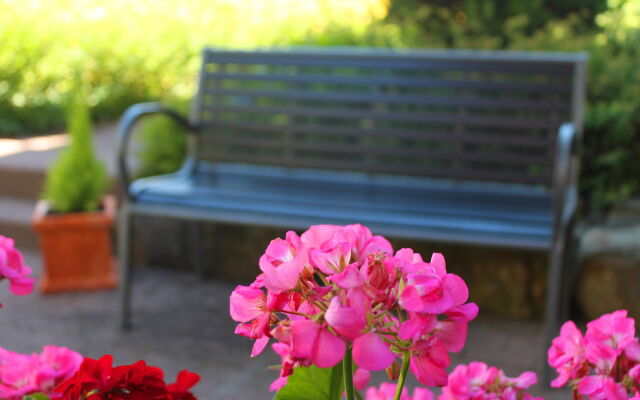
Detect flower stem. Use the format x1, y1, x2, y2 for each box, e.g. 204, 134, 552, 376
394, 351, 411, 400
344, 346, 355, 400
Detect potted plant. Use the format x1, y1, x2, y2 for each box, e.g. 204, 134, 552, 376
32, 88, 116, 293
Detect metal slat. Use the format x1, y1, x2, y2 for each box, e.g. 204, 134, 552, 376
204, 136, 551, 166
197, 152, 551, 185
204, 72, 573, 94
202, 121, 553, 148
204, 54, 575, 75
202, 104, 559, 129
205, 88, 571, 112
204, 47, 587, 64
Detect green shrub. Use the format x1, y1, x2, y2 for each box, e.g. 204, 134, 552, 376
135, 101, 189, 179
0, 0, 385, 137
43, 89, 108, 213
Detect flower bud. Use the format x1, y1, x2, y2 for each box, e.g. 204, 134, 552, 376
386, 360, 401, 380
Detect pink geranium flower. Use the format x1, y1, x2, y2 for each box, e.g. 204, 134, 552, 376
548, 320, 588, 387
36, 346, 84, 394
0, 235, 35, 298
0, 346, 82, 400
441, 362, 541, 400
230, 224, 478, 394
365, 382, 433, 400
548, 310, 640, 399
398, 253, 468, 315
585, 310, 635, 355
259, 231, 307, 293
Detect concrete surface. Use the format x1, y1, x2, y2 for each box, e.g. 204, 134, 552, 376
0, 251, 570, 399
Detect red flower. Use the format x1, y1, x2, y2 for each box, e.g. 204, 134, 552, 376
166, 370, 201, 400
54, 355, 199, 400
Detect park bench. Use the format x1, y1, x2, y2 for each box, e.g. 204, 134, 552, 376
116, 47, 587, 362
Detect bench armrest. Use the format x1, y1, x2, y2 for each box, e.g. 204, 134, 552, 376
553, 122, 579, 231
116, 102, 199, 201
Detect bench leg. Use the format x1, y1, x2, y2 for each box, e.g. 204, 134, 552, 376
118, 204, 134, 331
542, 224, 573, 384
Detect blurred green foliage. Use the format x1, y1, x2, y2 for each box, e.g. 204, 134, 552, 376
134, 101, 189, 179
43, 88, 108, 213
2, 0, 639, 214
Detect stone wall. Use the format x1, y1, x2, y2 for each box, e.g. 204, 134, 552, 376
576, 199, 640, 322
132, 218, 548, 319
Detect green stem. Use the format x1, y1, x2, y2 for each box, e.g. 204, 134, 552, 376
394, 352, 411, 400
344, 346, 355, 400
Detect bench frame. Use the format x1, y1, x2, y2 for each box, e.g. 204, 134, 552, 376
116, 48, 587, 378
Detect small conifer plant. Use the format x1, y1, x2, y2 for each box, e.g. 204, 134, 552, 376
43, 89, 108, 213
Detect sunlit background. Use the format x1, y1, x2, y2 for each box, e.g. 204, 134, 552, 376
1, 0, 639, 213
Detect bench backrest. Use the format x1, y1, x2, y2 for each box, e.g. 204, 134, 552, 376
191, 48, 587, 188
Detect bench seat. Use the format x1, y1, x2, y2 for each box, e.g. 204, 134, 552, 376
131, 163, 554, 249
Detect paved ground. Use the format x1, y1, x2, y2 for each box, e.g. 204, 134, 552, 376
0, 251, 570, 399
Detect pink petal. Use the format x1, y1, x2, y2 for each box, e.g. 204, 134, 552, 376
363, 235, 393, 255
263, 254, 305, 293
603, 379, 628, 400
625, 340, 640, 362
265, 238, 295, 262
551, 371, 570, 388
512, 371, 538, 389
229, 286, 266, 322
353, 332, 395, 371
9, 276, 34, 296
435, 320, 468, 352
399, 285, 425, 313
398, 314, 436, 341
312, 328, 345, 368
234, 323, 251, 337
327, 263, 364, 289
410, 356, 448, 387
577, 376, 601, 395
301, 225, 340, 248
325, 297, 365, 340
445, 303, 479, 321
259, 254, 276, 274
270, 377, 288, 391
429, 253, 447, 275
251, 336, 270, 358
353, 368, 371, 391
443, 274, 468, 306
413, 388, 434, 400
410, 342, 450, 387
291, 320, 320, 359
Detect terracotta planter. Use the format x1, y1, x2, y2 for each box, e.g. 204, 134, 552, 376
32, 195, 117, 293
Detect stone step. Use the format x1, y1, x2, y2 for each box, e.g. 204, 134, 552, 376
0, 166, 46, 200
0, 124, 119, 200
0, 196, 38, 249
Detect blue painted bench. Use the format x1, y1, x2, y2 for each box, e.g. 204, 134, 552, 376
116, 48, 587, 367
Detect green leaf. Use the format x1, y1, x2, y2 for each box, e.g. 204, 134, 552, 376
274, 363, 344, 400
23, 393, 50, 400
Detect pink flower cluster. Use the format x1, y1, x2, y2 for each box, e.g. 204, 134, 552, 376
229, 224, 478, 391
0, 345, 83, 400
440, 362, 540, 400
366, 382, 433, 400
0, 235, 35, 302
364, 362, 539, 400
548, 310, 640, 399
